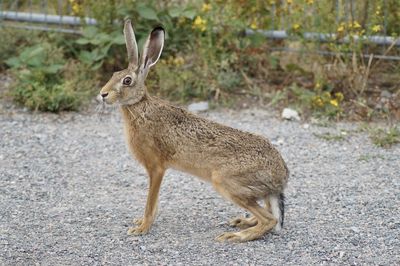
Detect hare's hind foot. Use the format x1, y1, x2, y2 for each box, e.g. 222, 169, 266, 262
216, 232, 242, 242
229, 216, 257, 229
217, 219, 277, 242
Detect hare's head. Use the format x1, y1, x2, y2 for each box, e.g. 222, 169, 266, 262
100, 20, 164, 105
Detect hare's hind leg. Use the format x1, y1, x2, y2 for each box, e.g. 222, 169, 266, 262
213, 180, 277, 242
128, 165, 165, 235
216, 198, 277, 242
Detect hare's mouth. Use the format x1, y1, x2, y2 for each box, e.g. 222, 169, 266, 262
103, 98, 117, 105
99, 92, 118, 105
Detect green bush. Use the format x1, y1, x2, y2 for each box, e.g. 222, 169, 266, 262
6, 41, 97, 112
0, 28, 41, 71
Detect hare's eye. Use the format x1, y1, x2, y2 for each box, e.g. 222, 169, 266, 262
122, 76, 132, 85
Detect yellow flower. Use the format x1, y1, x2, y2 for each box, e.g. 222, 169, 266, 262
330, 99, 339, 107
306, 0, 314, 4
202, 3, 212, 12
372, 25, 381, 33
69, 0, 82, 15
313, 97, 324, 107
287, 0, 293, 4
335, 92, 344, 102
292, 23, 301, 31
250, 21, 258, 30
193, 16, 207, 32
193, 16, 205, 26
351, 21, 361, 29
322, 91, 331, 99
337, 22, 346, 33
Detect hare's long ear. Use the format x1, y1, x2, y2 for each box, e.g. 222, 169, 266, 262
140, 26, 165, 70
124, 19, 139, 68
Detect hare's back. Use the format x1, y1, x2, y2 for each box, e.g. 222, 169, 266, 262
161, 105, 285, 167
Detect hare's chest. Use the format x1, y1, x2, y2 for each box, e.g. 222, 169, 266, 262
123, 124, 167, 165
124, 125, 146, 155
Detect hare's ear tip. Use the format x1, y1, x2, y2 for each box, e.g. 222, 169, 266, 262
124, 18, 132, 25
152, 26, 165, 33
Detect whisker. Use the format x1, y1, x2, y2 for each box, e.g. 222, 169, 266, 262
95, 101, 106, 121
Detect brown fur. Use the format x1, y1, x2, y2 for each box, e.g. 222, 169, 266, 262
99, 20, 289, 242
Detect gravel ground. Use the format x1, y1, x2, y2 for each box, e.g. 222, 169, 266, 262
0, 103, 399, 265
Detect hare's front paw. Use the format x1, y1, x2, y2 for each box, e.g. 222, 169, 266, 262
127, 224, 150, 235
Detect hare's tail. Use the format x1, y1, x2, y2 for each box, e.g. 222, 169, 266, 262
268, 193, 285, 232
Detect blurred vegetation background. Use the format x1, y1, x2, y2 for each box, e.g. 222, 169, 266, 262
0, 0, 399, 122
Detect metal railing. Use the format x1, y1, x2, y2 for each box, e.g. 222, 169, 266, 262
1, 0, 399, 59
0, 0, 95, 33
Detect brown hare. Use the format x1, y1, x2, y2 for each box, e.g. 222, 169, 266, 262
99, 19, 289, 242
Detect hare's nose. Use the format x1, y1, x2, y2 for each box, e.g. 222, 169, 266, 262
101, 92, 109, 98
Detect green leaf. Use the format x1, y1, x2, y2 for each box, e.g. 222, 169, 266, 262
168, 6, 183, 18
93, 49, 105, 61
181, 7, 196, 19
43, 64, 64, 74
91, 33, 111, 45
99, 43, 113, 57
137, 5, 159, 20
91, 60, 104, 70
12, 45, 46, 68
21, 45, 45, 61
27, 56, 45, 68
113, 34, 126, 45
5, 57, 21, 68
78, 51, 96, 64
82, 26, 98, 38
76, 38, 91, 45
